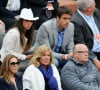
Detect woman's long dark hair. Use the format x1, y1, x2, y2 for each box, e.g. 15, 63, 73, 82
16, 19, 34, 52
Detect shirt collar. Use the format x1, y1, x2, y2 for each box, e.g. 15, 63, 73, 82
77, 9, 93, 21
57, 28, 65, 34
71, 57, 88, 66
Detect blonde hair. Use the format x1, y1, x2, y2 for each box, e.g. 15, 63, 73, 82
30, 44, 54, 67
0, 54, 19, 83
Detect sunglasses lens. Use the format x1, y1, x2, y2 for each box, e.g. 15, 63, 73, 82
10, 62, 20, 65
16, 62, 20, 65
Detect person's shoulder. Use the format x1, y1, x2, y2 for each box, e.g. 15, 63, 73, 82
0, 76, 3, 78
94, 8, 100, 13
63, 60, 75, 70
72, 10, 80, 18
94, 8, 100, 16
71, 11, 83, 23
67, 22, 74, 31
6, 27, 19, 35
25, 64, 37, 72
69, 22, 74, 27
0, 76, 4, 80
23, 65, 35, 75
39, 18, 56, 31
42, 18, 56, 26
0, 77, 7, 88
51, 64, 57, 69
0, 76, 6, 82
15, 74, 22, 81
23, 64, 41, 77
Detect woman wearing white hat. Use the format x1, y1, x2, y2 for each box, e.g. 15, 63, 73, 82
0, 8, 39, 62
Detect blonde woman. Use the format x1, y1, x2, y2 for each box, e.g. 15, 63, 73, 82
23, 44, 62, 90
0, 54, 23, 90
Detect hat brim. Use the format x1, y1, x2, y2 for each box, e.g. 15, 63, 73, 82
20, 17, 39, 21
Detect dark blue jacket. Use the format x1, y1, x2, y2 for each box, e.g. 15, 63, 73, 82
0, 76, 23, 90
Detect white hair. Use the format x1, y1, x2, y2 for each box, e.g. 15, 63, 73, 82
77, 0, 95, 11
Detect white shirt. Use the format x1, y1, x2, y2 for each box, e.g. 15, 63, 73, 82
6, 0, 20, 11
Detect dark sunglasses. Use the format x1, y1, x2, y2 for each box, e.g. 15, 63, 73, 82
9, 62, 20, 66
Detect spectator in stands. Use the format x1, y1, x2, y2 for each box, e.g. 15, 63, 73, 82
0, 54, 23, 90
71, 0, 100, 69
61, 44, 100, 90
0, 8, 39, 62
23, 44, 62, 90
0, 0, 27, 31
32, 6, 74, 68
0, 20, 5, 34
26, 0, 58, 29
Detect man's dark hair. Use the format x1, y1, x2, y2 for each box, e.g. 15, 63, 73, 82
57, 6, 73, 18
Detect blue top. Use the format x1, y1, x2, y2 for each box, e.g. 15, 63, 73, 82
0, 76, 23, 90
55, 28, 65, 53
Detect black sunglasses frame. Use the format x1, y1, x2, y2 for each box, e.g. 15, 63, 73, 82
9, 62, 20, 66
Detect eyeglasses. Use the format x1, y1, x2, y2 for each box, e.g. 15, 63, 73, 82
9, 62, 20, 66
75, 51, 89, 54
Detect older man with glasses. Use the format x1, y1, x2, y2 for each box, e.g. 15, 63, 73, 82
61, 44, 100, 90
71, 0, 100, 72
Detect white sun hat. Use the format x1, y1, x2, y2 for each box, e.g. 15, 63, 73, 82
20, 8, 39, 20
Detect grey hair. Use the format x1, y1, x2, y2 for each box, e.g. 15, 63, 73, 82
77, 0, 95, 11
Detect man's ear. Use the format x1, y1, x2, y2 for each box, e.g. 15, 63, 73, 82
73, 52, 76, 57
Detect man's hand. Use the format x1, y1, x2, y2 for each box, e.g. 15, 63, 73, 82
62, 52, 73, 60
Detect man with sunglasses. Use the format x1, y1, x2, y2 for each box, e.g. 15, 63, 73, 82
61, 44, 100, 90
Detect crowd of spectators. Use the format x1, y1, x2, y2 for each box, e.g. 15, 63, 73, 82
0, 0, 100, 90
